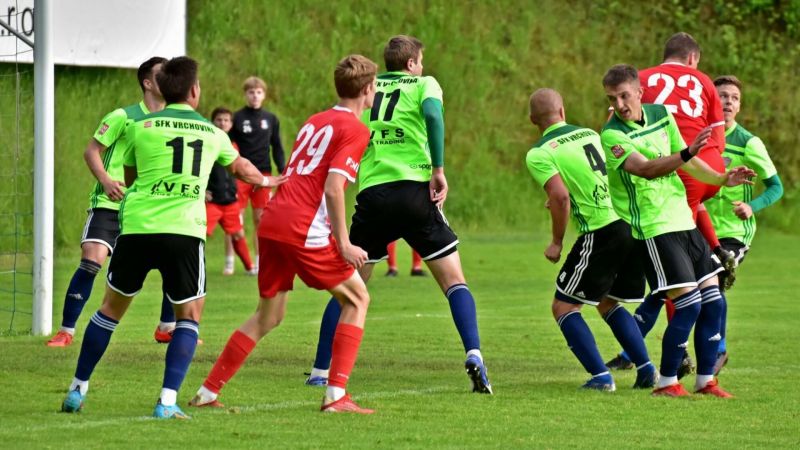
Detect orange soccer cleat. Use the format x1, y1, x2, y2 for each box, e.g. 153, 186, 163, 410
695, 379, 733, 398
652, 383, 691, 397
46, 331, 74, 347
320, 394, 374, 414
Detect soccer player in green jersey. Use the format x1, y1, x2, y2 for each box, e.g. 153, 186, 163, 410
707, 75, 784, 373
46, 57, 179, 348
600, 64, 754, 397
526, 88, 657, 391
60, 56, 286, 419
306, 35, 492, 394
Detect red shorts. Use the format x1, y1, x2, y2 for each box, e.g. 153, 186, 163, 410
677, 149, 725, 218
206, 202, 243, 236
257, 237, 354, 298
237, 174, 272, 210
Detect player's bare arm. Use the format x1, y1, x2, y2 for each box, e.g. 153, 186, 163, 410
543, 174, 569, 263
123, 164, 138, 188
84, 138, 125, 202
621, 126, 712, 180
226, 155, 287, 187
324, 172, 367, 269
430, 167, 448, 206
682, 158, 756, 187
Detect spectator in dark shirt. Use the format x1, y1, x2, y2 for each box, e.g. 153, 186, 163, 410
229, 77, 286, 268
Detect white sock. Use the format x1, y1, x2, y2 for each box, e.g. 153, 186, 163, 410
657, 374, 678, 389
695, 374, 714, 391
60, 327, 75, 335
159, 321, 176, 332
325, 386, 346, 402
466, 349, 483, 361
160, 388, 177, 406
310, 368, 329, 379
196, 385, 218, 402
69, 378, 88, 396
224, 256, 234, 267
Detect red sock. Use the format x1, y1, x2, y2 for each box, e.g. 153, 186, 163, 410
328, 323, 364, 389
412, 250, 423, 270
665, 298, 675, 322
387, 241, 397, 270
203, 330, 256, 394
232, 236, 254, 270
696, 209, 721, 250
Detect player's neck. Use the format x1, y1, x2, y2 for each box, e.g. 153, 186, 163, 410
143, 92, 166, 113
336, 99, 366, 117
725, 119, 737, 130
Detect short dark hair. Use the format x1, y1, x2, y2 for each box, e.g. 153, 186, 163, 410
663, 32, 701, 61
137, 56, 168, 92
714, 75, 742, 90
602, 64, 639, 88
211, 107, 232, 121
156, 56, 199, 104
384, 35, 424, 71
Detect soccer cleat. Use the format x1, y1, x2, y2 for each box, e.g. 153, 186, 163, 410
633, 366, 659, 389
677, 351, 695, 380
154, 327, 174, 344
305, 376, 328, 387
61, 388, 84, 413
465, 355, 493, 394
713, 351, 729, 376
652, 383, 691, 397
581, 375, 616, 392
222, 265, 235, 276
188, 394, 225, 408
605, 353, 634, 370
46, 331, 74, 347
385, 268, 398, 277
410, 269, 427, 277
695, 378, 733, 398
153, 401, 191, 419
245, 267, 258, 276
320, 394, 374, 414
714, 247, 737, 291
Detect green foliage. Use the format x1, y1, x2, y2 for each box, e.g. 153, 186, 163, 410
2, 233, 800, 446
4, 0, 799, 246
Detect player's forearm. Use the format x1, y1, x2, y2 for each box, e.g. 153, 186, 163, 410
682, 157, 725, 185
84, 140, 113, 183
750, 174, 784, 212
324, 180, 350, 247
422, 98, 445, 167
629, 152, 686, 180
229, 157, 265, 185
123, 165, 137, 187
549, 197, 570, 245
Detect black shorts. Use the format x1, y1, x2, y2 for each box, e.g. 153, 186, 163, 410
80, 208, 120, 253
719, 237, 749, 266
642, 228, 723, 294
349, 181, 459, 263
555, 220, 646, 305
107, 234, 206, 304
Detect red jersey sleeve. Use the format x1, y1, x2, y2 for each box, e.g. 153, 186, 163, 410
700, 73, 726, 154
328, 120, 369, 183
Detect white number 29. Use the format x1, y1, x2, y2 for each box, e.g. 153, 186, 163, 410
285, 124, 334, 176
647, 73, 704, 118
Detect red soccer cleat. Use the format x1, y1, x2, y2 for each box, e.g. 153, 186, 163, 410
154, 327, 203, 345
652, 383, 691, 397
320, 394, 374, 414
46, 331, 74, 347
695, 379, 733, 398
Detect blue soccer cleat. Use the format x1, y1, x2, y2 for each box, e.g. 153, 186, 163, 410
305, 375, 328, 387
465, 355, 493, 394
582, 374, 616, 392
61, 388, 84, 413
153, 401, 190, 419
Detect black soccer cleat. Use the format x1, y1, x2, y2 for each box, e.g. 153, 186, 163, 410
605, 353, 634, 371
713, 351, 729, 376
677, 350, 695, 380
714, 246, 737, 291
632, 365, 659, 389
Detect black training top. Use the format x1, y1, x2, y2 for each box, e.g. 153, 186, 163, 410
229, 106, 286, 174
206, 162, 238, 205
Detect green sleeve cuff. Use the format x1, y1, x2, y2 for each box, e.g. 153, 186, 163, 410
750, 174, 783, 212
422, 98, 444, 167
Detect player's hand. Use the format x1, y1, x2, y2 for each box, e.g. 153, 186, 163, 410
544, 242, 562, 263
430, 168, 448, 207
724, 166, 756, 187
340, 242, 368, 269
205, 190, 213, 202
102, 178, 126, 202
688, 126, 713, 156
732, 201, 753, 220
262, 174, 289, 188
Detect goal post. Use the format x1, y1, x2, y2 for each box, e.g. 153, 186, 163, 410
32, 0, 53, 335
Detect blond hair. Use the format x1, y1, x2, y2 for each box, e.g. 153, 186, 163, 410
243, 76, 267, 92
334, 54, 378, 99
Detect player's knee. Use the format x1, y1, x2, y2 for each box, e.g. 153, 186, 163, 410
232, 229, 246, 240
551, 299, 580, 320
80, 243, 109, 265
596, 297, 618, 316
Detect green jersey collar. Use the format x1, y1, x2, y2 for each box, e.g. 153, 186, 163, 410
139, 100, 150, 115
725, 122, 738, 136
378, 71, 411, 80
166, 103, 194, 111
542, 121, 567, 137
614, 108, 647, 130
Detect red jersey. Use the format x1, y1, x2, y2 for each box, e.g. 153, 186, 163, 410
259, 106, 369, 247
639, 63, 725, 162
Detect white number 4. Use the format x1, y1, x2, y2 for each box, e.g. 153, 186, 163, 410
647, 72, 704, 118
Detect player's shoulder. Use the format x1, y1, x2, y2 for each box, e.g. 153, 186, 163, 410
601, 114, 629, 135
728, 123, 757, 146
642, 103, 672, 124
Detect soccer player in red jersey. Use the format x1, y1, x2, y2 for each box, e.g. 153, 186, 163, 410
190, 55, 378, 414
639, 32, 734, 268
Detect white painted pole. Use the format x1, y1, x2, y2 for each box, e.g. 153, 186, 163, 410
32, 0, 53, 336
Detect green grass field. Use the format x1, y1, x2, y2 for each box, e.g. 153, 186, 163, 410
1, 231, 798, 448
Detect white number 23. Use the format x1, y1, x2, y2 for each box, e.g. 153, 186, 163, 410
647, 72, 704, 118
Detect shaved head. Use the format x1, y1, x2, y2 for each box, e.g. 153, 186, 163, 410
529, 88, 564, 128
